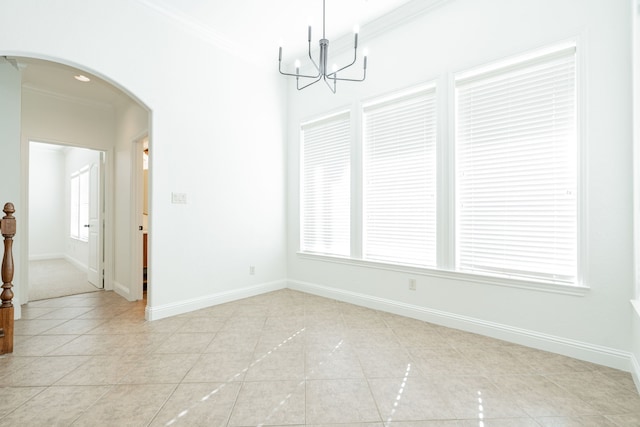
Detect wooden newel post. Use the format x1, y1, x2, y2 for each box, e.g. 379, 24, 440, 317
0, 202, 15, 354
1, 203, 15, 308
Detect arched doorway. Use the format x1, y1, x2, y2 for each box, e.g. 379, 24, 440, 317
1, 55, 151, 314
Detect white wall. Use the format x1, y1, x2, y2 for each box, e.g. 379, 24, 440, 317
22, 89, 116, 151
0, 59, 21, 317
28, 143, 65, 259
287, 0, 635, 371
631, 0, 640, 388
146, 43, 288, 317
0, 0, 288, 319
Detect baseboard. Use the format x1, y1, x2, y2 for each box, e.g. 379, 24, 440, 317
145, 280, 287, 321
631, 353, 640, 394
64, 255, 88, 273
288, 279, 633, 372
28, 253, 64, 261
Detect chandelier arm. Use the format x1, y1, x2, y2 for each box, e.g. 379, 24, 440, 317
328, 48, 359, 76
279, 69, 322, 79
279, 44, 320, 78
307, 41, 321, 73
280, 69, 322, 79
323, 74, 337, 93
331, 75, 366, 83
327, 51, 367, 82
297, 75, 323, 90
278, 0, 366, 92
279, 59, 321, 79
329, 69, 367, 83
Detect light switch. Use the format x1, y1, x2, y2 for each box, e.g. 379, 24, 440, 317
171, 192, 187, 204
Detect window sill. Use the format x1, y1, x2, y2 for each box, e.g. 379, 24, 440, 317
296, 252, 589, 297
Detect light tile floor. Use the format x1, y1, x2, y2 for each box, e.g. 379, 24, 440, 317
0, 289, 639, 426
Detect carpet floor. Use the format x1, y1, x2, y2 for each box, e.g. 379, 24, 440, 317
29, 259, 101, 301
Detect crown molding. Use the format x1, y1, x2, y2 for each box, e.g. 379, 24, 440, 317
365, 0, 453, 39
134, 0, 454, 68
133, 0, 257, 65
286, 0, 453, 75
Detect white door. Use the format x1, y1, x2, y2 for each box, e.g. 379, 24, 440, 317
87, 161, 103, 287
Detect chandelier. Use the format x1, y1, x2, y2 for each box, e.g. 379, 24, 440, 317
278, 0, 367, 93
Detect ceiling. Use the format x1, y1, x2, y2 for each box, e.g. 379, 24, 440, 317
141, 0, 416, 57
7, 0, 421, 106
14, 57, 130, 107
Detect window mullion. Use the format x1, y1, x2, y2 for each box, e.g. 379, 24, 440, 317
439, 73, 455, 271
352, 102, 363, 259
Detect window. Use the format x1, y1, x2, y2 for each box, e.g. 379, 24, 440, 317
363, 87, 437, 266
300, 112, 351, 256
455, 44, 578, 284
298, 42, 580, 288
70, 167, 90, 241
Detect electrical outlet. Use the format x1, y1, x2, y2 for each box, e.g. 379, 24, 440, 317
409, 278, 417, 291
249, 265, 255, 275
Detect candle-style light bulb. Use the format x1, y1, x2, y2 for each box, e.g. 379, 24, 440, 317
308, 25, 312, 42
354, 25, 359, 48
295, 59, 301, 75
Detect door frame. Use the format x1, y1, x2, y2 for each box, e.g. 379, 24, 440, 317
20, 138, 115, 306
130, 132, 148, 302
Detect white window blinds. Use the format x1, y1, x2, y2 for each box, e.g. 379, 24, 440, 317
363, 88, 437, 266
301, 112, 351, 256
455, 45, 577, 284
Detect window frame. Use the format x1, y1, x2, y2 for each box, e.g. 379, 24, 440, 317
296, 39, 587, 295
453, 41, 581, 286
299, 110, 352, 257
361, 84, 438, 268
